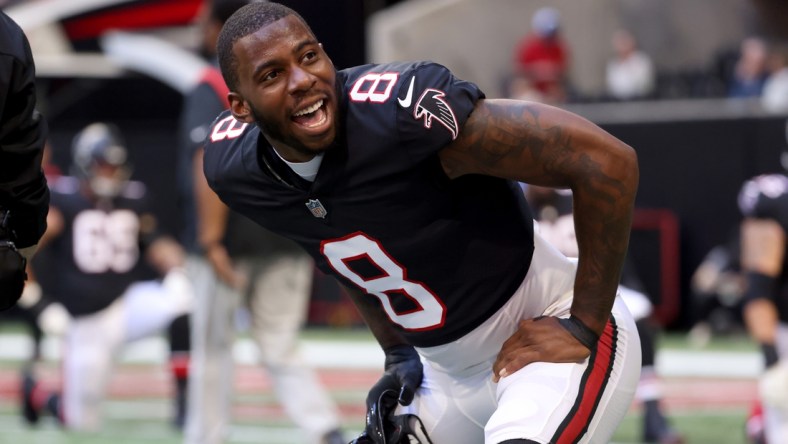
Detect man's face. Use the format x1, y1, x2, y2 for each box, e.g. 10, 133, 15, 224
230, 15, 337, 162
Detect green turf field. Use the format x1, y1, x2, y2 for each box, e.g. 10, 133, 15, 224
0, 328, 760, 444
0, 402, 753, 444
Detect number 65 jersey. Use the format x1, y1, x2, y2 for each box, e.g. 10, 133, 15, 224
204, 61, 535, 347
46, 177, 154, 316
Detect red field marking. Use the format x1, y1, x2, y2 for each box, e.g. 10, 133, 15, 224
0, 366, 758, 421
659, 377, 758, 409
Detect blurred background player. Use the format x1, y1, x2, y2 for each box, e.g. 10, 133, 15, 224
736, 138, 788, 443
524, 184, 684, 444
20, 122, 193, 431
177, 1, 344, 443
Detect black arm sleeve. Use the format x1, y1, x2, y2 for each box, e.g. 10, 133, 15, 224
0, 12, 49, 248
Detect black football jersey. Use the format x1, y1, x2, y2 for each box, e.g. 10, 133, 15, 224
204, 61, 535, 346
46, 177, 154, 316
738, 173, 788, 321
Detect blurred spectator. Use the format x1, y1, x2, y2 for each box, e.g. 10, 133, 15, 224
728, 36, 769, 98
512, 7, 569, 104
606, 29, 656, 101
506, 75, 545, 102
762, 44, 788, 113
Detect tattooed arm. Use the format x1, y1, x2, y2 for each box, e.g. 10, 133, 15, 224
440, 99, 638, 376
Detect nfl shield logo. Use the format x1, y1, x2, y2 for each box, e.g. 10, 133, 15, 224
305, 199, 328, 218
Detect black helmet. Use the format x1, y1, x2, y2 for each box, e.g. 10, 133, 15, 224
71, 122, 132, 198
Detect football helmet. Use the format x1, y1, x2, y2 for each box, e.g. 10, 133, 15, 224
349, 387, 433, 444
349, 413, 433, 444
71, 122, 132, 198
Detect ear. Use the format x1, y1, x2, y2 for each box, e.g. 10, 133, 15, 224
228, 92, 253, 123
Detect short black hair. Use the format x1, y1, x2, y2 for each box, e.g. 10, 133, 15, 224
209, 0, 254, 25
217, 1, 310, 91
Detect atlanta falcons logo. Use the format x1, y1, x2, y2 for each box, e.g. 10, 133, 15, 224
413, 89, 459, 140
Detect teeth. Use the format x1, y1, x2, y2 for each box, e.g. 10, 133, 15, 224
294, 100, 323, 117
304, 112, 327, 128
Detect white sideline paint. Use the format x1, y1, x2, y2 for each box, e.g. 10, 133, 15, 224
0, 333, 385, 369
0, 333, 760, 378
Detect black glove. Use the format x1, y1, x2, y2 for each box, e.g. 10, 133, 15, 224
0, 239, 27, 311
352, 344, 423, 444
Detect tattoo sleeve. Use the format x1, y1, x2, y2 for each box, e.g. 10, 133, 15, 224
440, 99, 639, 334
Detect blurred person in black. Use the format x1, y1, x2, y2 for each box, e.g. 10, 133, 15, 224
178, 1, 343, 443
736, 148, 788, 443
0, 10, 49, 309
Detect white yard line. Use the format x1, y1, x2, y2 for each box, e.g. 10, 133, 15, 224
0, 333, 761, 378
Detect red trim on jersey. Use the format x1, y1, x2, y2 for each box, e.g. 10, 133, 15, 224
62, 0, 202, 41
199, 67, 230, 107
552, 317, 618, 444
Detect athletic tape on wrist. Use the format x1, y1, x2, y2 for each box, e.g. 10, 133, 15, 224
558, 315, 600, 350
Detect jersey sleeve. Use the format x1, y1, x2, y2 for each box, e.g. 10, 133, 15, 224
0, 15, 49, 248
395, 62, 484, 161
202, 111, 256, 204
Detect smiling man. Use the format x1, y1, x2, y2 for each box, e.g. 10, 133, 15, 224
203, 3, 641, 444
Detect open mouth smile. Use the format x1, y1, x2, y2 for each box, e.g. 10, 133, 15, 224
291, 99, 328, 129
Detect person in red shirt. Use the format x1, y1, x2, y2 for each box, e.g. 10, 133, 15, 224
512, 7, 569, 104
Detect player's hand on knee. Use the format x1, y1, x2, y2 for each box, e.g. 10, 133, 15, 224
493, 316, 594, 382
357, 344, 423, 444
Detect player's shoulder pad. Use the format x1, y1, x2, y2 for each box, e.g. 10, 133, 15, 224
738, 173, 788, 217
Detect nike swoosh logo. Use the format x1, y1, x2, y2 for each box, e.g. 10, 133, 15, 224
398, 76, 415, 108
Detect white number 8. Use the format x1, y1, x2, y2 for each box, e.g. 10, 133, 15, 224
321, 232, 445, 330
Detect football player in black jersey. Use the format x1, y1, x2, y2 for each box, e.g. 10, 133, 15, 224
203, 3, 640, 443
738, 170, 788, 443
20, 123, 193, 431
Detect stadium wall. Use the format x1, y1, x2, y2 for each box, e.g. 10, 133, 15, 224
367, 0, 762, 99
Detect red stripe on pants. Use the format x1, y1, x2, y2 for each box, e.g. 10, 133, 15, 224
553, 318, 617, 444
